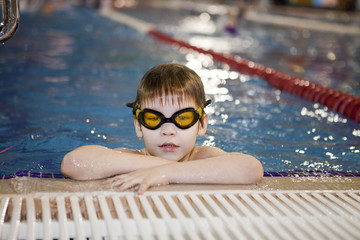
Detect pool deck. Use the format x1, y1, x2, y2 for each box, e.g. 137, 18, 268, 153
1, 176, 359, 195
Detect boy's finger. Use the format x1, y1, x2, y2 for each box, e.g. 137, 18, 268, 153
102, 179, 113, 186
103, 176, 121, 185
137, 183, 150, 195
118, 179, 140, 192
103, 174, 130, 186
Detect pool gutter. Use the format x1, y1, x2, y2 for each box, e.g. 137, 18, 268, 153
1, 188, 359, 239
1, 176, 359, 194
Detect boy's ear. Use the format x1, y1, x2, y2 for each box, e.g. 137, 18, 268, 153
197, 114, 208, 137
134, 117, 143, 139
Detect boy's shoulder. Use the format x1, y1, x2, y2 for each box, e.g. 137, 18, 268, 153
190, 146, 226, 160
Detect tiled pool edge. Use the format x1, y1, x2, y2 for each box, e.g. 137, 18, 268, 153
2, 173, 360, 194
0, 171, 65, 180
263, 170, 360, 177
1, 170, 359, 180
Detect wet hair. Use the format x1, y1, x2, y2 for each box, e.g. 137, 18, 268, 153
127, 63, 210, 113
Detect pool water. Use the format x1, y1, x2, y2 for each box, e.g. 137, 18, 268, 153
0, 2, 359, 177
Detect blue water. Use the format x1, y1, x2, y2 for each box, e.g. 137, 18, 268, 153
0, 3, 359, 176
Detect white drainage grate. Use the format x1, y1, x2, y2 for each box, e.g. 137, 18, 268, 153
0, 190, 359, 239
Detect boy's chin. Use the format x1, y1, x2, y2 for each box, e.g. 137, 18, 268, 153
160, 153, 189, 162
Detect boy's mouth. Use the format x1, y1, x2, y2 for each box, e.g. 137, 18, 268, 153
159, 143, 179, 152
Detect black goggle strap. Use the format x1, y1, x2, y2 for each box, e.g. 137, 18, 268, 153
204, 99, 211, 108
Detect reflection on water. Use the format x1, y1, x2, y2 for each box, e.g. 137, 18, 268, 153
300, 104, 348, 123
180, 13, 217, 35
182, 47, 359, 173
40, 30, 74, 70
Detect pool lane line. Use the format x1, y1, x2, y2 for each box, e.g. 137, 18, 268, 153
100, 10, 360, 123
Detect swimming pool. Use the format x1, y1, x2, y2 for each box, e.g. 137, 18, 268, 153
0, 1, 359, 178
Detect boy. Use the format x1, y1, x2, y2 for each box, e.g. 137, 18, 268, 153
61, 63, 263, 194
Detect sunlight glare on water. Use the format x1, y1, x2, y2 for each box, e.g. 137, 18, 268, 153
183, 50, 360, 173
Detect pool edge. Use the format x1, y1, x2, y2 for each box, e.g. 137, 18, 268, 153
1, 175, 359, 194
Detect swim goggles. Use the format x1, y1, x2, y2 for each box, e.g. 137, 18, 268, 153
135, 107, 203, 130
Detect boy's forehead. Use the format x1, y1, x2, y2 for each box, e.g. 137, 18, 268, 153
142, 95, 196, 108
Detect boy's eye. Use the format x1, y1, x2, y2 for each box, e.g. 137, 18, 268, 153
176, 112, 194, 124
144, 113, 161, 125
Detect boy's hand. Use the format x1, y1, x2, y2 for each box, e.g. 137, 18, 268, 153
103, 165, 171, 195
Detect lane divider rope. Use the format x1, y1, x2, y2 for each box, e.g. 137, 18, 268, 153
100, 10, 360, 123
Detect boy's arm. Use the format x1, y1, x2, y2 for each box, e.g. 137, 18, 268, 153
106, 146, 263, 194
171, 152, 263, 184
61, 145, 172, 180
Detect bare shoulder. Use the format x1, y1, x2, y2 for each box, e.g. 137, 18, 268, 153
113, 147, 144, 155
190, 146, 227, 160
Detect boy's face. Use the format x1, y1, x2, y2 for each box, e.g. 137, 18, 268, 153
134, 96, 208, 162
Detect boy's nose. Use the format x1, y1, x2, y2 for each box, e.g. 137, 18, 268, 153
160, 123, 177, 136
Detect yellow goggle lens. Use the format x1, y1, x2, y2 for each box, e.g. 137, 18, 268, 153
175, 111, 196, 127
143, 112, 161, 127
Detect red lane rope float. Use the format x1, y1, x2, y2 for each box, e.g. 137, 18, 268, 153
148, 29, 360, 123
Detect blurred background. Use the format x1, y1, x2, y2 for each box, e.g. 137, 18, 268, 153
63, 0, 360, 12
